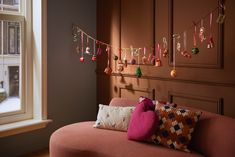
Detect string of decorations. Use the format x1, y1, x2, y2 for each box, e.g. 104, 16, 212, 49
72, 1, 225, 78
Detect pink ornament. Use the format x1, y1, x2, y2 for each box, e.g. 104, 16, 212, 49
207, 37, 214, 49
92, 55, 97, 61
80, 57, 85, 62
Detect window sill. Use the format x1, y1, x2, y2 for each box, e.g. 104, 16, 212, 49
0, 119, 52, 138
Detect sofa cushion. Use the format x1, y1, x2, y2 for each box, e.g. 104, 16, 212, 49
127, 98, 158, 141
149, 105, 201, 152
50, 121, 204, 157
93, 104, 135, 131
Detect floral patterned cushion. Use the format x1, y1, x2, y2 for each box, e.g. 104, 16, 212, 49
93, 104, 135, 131
149, 105, 202, 152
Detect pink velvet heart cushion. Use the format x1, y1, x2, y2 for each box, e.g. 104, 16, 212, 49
127, 98, 159, 141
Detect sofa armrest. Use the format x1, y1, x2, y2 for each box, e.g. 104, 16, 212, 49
191, 111, 235, 157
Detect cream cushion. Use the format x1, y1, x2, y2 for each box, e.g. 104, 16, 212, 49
93, 104, 135, 131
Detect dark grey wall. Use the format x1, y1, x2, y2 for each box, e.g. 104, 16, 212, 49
0, 0, 97, 156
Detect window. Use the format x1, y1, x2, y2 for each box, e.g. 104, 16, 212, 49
0, 0, 30, 125
0, 0, 50, 136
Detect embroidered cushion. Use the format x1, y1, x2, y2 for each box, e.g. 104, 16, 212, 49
93, 104, 135, 131
149, 105, 202, 152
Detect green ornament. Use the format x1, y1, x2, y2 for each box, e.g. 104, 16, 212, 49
191, 47, 199, 54
135, 67, 142, 78
113, 55, 118, 61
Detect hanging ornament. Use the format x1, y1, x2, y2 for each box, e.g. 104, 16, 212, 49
85, 36, 91, 54
191, 22, 199, 54
155, 43, 162, 67
113, 54, 118, 61
91, 40, 97, 61
72, 27, 78, 42
142, 47, 147, 64
130, 46, 136, 65
117, 48, 124, 73
181, 31, 191, 58
176, 35, 181, 52
118, 49, 123, 64
199, 19, 206, 42
217, 1, 226, 24
76, 45, 80, 55
207, 12, 214, 49
104, 46, 112, 75
135, 67, 142, 77
96, 42, 102, 56
171, 34, 177, 77
117, 64, 124, 73
80, 32, 85, 62
123, 49, 128, 67
148, 48, 155, 65
170, 69, 177, 77
135, 54, 142, 77
216, 13, 225, 24
162, 37, 168, 57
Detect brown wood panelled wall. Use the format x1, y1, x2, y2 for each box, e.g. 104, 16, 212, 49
97, 0, 235, 118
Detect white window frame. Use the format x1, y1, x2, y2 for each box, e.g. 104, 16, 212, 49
0, 0, 51, 137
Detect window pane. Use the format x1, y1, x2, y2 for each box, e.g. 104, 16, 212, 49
0, 0, 20, 12
0, 20, 20, 114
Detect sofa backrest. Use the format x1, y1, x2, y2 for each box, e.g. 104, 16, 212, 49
109, 97, 235, 157
109, 97, 138, 107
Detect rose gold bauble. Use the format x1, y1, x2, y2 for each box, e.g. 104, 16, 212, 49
170, 69, 177, 77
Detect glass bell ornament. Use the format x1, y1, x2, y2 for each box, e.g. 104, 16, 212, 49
170, 69, 177, 77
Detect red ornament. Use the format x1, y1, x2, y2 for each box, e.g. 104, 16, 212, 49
80, 57, 85, 62
92, 55, 97, 61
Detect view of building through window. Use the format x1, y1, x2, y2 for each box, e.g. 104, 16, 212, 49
0, 0, 20, 114
0, 0, 19, 12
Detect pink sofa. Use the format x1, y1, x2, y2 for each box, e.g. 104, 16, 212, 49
50, 97, 235, 157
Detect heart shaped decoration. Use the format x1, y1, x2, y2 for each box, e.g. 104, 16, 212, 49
127, 99, 158, 141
